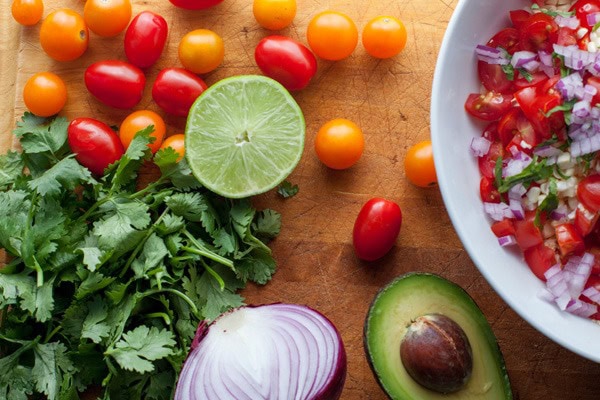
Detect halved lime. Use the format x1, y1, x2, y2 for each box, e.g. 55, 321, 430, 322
185, 75, 305, 198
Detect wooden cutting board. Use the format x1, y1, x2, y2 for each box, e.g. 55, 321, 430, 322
2, 0, 600, 398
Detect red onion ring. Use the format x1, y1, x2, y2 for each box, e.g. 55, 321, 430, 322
175, 303, 347, 400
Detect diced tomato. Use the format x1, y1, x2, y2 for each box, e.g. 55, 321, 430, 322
514, 211, 544, 251
514, 86, 564, 139
578, 174, 600, 213
555, 223, 586, 257
480, 176, 501, 203
465, 91, 514, 121
586, 76, 600, 105
487, 27, 521, 54
478, 140, 504, 179
478, 62, 514, 94
519, 12, 559, 52
585, 248, 600, 276
491, 218, 516, 237
510, 9, 531, 30
556, 27, 578, 46
513, 71, 548, 90
575, 203, 600, 236
524, 243, 557, 281
498, 108, 538, 150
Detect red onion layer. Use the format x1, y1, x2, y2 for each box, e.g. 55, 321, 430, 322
175, 303, 347, 400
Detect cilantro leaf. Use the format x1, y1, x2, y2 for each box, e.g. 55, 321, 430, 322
76, 234, 106, 272
0, 151, 24, 189
277, 180, 299, 198
166, 192, 210, 223
28, 157, 93, 197
93, 199, 150, 253
0, 341, 35, 400
32, 341, 76, 400
18, 116, 68, 156
81, 297, 110, 344
497, 156, 554, 193
253, 209, 281, 239
131, 233, 169, 279
146, 370, 174, 400
108, 127, 154, 190
107, 326, 176, 374
535, 178, 559, 227
236, 250, 277, 285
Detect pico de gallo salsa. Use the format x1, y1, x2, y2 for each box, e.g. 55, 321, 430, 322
466, 0, 600, 320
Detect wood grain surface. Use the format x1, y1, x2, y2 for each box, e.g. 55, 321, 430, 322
2, 0, 600, 399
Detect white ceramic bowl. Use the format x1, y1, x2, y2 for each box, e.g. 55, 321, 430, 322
431, 0, 600, 362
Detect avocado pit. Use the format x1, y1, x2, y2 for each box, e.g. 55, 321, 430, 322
400, 313, 473, 394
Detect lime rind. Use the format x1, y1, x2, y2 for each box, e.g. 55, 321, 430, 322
185, 75, 305, 198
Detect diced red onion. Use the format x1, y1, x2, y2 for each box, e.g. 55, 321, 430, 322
508, 183, 527, 200
511, 51, 537, 69
565, 299, 598, 318
570, 133, 600, 157
583, 84, 597, 102
582, 286, 600, 303
483, 202, 514, 221
553, 44, 596, 70
538, 51, 553, 66
503, 154, 532, 178
544, 264, 563, 281
533, 145, 562, 158
509, 198, 524, 220
470, 136, 492, 157
571, 100, 592, 124
550, 205, 568, 221
475, 45, 509, 65
175, 303, 347, 400
556, 15, 581, 29
497, 235, 516, 247
557, 72, 583, 100
587, 12, 600, 26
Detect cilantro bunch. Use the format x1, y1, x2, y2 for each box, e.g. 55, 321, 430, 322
0, 114, 281, 399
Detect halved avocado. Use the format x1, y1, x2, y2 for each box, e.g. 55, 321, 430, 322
364, 272, 512, 399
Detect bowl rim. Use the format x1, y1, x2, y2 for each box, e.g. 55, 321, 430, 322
430, 0, 600, 363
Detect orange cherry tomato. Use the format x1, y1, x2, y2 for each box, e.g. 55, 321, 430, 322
39, 9, 89, 62
362, 16, 407, 59
253, 0, 297, 30
178, 29, 224, 74
404, 140, 437, 187
84, 0, 132, 37
159, 134, 185, 162
23, 72, 67, 117
314, 118, 364, 170
306, 11, 358, 61
11, 0, 43, 26
119, 110, 166, 154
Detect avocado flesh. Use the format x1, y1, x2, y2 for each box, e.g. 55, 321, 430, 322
364, 273, 512, 400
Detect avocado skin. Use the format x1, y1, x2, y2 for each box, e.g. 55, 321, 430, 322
363, 272, 512, 400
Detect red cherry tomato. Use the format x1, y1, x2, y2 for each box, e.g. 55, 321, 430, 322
477, 28, 520, 94
353, 198, 402, 261
254, 35, 317, 91
555, 223, 585, 257
514, 211, 544, 251
578, 175, 600, 213
168, 0, 222, 10
68, 118, 124, 175
84, 60, 146, 109
124, 11, 168, 69
152, 68, 208, 117
464, 91, 514, 121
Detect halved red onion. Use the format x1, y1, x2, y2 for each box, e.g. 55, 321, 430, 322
174, 303, 347, 400
469, 136, 491, 157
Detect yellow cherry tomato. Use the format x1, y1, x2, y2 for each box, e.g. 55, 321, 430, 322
11, 0, 43, 26
362, 16, 407, 59
314, 118, 364, 170
120, 110, 166, 154
84, 0, 132, 38
404, 140, 437, 187
178, 29, 224, 74
160, 134, 185, 162
253, 0, 297, 30
23, 72, 67, 117
306, 11, 358, 61
39, 9, 89, 62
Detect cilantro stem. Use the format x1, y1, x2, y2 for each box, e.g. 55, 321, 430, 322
118, 209, 168, 278
144, 312, 172, 325
44, 324, 62, 344
143, 288, 201, 319
182, 229, 234, 269
200, 260, 226, 291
